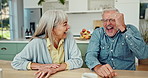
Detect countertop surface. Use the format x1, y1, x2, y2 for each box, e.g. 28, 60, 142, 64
0, 60, 148, 78
0, 37, 89, 43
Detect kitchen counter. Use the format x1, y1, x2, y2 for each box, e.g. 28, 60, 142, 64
0, 37, 89, 43
1, 60, 148, 78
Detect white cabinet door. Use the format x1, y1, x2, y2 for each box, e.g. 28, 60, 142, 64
115, 0, 140, 29
23, 0, 42, 8
115, 0, 139, 3
69, 0, 88, 11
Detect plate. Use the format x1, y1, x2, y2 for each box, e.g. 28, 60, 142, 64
75, 37, 89, 41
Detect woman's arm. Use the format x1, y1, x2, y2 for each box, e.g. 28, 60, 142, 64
30, 63, 60, 70
64, 32, 83, 69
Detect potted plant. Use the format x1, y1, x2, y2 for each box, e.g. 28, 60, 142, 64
38, 0, 65, 5
139, 19, 148, 44
142, 28, 148, 44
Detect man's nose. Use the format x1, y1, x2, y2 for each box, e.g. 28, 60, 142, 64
106, 20, 111, 25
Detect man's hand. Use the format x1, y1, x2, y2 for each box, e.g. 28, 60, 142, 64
110, 13, 126, 32
94, 64, 117, 78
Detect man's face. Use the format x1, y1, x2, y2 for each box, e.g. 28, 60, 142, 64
102, 11, 118, 37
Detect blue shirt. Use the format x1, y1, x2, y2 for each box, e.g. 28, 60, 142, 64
85, 24, 148, 70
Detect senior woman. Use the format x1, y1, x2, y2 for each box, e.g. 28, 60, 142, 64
11, 10, 83, 78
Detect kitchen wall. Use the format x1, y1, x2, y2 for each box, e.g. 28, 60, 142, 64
24, 0, 140, 36
42, 0, 114, 35
68, 13, 102, 35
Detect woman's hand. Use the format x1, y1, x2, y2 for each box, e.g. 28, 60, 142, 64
35, 67, 57, 78
33, 63, 67, 78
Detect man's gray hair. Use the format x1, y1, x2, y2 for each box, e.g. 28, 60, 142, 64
102, 8, 119, 17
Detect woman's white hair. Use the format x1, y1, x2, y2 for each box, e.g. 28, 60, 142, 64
31, 10, 68, 45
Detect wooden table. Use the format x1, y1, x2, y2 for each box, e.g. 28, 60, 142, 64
1, 60, 148, 78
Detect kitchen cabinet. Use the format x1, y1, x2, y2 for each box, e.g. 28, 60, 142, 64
69, 0, 88, 11
114, 0, 140, 29
23, 0, 42, 8
0, 41, 88, 68
77, 43, 88, 68
0, 43, 27, 61
115, 0, 139, 3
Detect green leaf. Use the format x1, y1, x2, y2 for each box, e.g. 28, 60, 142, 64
38, 0, 45, 5
58, 0, 65, 5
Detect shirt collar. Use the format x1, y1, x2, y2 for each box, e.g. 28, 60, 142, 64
46, 38, 64, 47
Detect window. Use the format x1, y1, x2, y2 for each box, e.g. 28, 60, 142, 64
0, 0, 10, 40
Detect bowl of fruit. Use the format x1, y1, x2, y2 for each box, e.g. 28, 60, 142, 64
79, 29, 91, 40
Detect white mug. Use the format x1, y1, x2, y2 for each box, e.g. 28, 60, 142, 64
0, 68, 2, 78
82, 73, 98, 78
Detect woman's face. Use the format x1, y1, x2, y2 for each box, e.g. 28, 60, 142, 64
53, 20, 70, 40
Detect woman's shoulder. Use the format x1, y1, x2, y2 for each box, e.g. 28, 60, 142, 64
28, 38, 46, 45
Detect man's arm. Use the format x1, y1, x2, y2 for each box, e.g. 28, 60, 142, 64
85, 29, 102, 70
122, 25, 148, 59
94, 64, 117, 78
85, 28, 117, 77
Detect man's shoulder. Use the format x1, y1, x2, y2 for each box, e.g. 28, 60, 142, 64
92, 27, 105, 35
93, 27, 104, 33
126, 24, 138, 30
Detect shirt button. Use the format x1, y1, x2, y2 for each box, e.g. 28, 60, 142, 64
102, 47, 105, 49
111, 58, 113, 60
107, 46, 110, 49
126, 35, 128, 38
113, 67, 115, 69
130, 43, 133, 45
111, 50, 113, 52
112, 40, 114, 42
122, 43, 124, 45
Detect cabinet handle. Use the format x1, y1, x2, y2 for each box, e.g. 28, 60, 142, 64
1, 47, 7, 50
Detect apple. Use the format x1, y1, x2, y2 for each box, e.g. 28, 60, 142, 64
80, 32, 83, 35
82, 29, 86, 32
85, 35, 90, 39
87, 31, 90, 34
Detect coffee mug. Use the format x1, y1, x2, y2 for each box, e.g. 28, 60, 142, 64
0, 68, 2, 78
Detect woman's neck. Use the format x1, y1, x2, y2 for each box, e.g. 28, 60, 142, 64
54, 38, 61, 49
